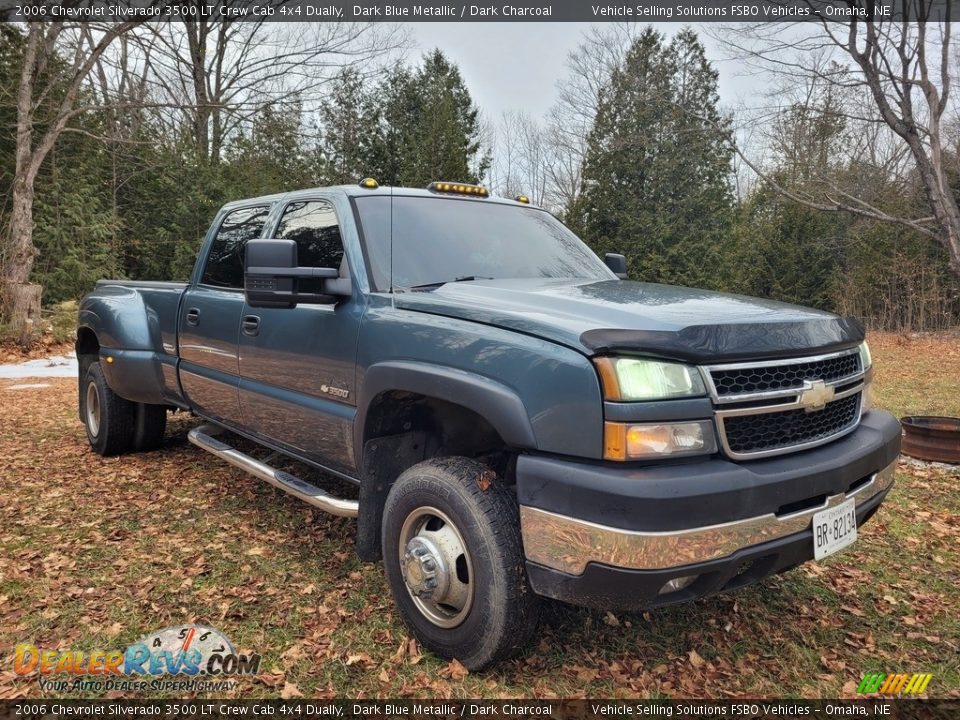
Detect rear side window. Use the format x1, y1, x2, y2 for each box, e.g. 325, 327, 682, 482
201, 205, 271, 289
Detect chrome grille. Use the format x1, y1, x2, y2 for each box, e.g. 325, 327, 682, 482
704, 348, 866, 460
722, 394, 861, 455
711, 353, 861, 397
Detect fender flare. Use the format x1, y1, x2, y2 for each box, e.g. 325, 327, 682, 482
76, 289, 169, 405
78, 287, 156, 351
354, 360, 538, 466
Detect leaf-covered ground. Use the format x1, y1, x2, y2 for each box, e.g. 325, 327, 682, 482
1, 332, 958, 699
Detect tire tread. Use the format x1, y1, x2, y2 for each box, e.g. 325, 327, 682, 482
82, 362, 135, 456
382, 456, 539, 670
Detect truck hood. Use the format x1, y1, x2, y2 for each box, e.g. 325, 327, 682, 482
393, 279, 864, 362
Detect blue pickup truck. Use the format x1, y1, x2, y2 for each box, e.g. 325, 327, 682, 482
77, 180, 901, 669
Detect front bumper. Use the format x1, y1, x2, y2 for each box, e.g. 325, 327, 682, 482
517, 410, 901, 610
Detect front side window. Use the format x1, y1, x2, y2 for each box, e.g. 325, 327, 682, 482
353, 196, 612, 291
276, 200, 344, 270
201, 205, 271, 289
276, 200, 345, 294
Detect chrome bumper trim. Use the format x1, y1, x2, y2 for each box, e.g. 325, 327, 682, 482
519, 459, 896, 576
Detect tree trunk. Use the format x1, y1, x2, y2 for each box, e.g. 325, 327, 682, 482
1, 282, 42, 349
2, 173, 42, 347
186, 21, 211, 161
905, 133, 960, 279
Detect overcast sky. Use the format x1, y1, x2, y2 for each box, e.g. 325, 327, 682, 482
409, 23, 755, 124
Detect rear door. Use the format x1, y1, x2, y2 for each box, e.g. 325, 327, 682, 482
237, 198, 364, 475
179, 205, 271, 426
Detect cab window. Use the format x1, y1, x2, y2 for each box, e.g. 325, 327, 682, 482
276, 200, 344, 269
201, 205, 271, 289
276, 200, 345, 293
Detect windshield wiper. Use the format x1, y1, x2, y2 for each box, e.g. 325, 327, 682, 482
405, 275, 493, 291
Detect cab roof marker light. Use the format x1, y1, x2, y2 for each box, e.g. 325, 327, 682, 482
428, 181, 489, 197
515, 195, 530, 204
359, 177, 379, 189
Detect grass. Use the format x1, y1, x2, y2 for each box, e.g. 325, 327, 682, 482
0, 300, 77, 360
0, 331, 958, 699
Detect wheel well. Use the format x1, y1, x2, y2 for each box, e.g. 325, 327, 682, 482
75, 328, 101, 420
364, 390, 507, 464
76, 327, 99, 364
355, 391, 513, 562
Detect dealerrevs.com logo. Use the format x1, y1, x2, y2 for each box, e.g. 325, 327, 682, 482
13, 624, 261, 693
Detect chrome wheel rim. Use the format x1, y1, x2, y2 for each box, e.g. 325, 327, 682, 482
398, 506, 474, 628
85, 381, 101, 438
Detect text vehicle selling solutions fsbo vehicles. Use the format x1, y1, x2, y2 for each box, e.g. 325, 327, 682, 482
77, 180, 901, 669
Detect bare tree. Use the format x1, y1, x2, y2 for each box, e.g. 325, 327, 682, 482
3, 21, 143, 346
713, 3, 960, 278
140, 18, 406, 161
490, 111, 552, 207
546, 23, 640, 212
2, 15, 405, 345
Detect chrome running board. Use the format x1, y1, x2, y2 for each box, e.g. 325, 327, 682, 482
188, 424, 358, 518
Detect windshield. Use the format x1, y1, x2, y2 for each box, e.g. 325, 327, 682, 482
353, 196, 613, 291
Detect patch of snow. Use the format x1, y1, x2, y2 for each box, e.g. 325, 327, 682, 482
7, 383, 51, 390
0, 352, 78, 379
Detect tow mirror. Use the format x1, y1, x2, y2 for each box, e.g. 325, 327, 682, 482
244, 239, 350, 308
604, 253, 628, 280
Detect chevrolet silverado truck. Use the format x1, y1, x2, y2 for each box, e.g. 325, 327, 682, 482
77, 180, 901, 669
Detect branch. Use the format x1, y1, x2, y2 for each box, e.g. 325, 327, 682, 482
733, 141, 936, 237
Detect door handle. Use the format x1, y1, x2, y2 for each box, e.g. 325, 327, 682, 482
241, 315, 260, 337
185, 308, 200, 326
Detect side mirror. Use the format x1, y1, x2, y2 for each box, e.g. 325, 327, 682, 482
244, 239, 350, 308
604, 253, 628, 280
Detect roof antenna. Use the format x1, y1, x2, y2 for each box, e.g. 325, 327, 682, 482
389, 182, 395, 303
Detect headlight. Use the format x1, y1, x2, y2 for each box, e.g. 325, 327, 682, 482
604, 420, 717, 461
858, 341, 872, 371
594, 357, 706, 401
858, 341, 873, 411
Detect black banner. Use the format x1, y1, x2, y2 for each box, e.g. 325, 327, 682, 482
2, 700, 960, 720
0, 0, 958, 23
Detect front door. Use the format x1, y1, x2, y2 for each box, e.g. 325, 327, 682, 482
179, 204, 271, 426
237, 198, 363, 475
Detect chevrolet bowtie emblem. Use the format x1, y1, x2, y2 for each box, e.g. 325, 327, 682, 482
799, 379, 835, 412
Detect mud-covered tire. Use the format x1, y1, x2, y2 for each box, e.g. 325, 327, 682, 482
381, 457, 540, 670
81, 361, 135, 456
133, 403, 167, 451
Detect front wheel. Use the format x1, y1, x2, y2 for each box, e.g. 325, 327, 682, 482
381, 457, 539, 670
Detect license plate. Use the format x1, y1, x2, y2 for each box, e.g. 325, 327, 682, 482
813, 498, 858, 560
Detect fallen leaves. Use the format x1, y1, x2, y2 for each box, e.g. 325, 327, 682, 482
345, 653, 375, 669
280, 682, 303, 699
440, 659, 468, 681
2, 345, 959, 700
476, 470, 496, 492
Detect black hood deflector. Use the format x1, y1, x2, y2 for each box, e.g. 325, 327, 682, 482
580, 316, 865, 363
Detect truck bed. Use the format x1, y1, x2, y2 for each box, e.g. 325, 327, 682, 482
95, 279, 188, 290
80, 280, 190, 408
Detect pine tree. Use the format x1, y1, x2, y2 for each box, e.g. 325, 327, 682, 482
569, 27, 734, 289
370, 51, 488, 187
226, 101, 314, 196
318, 68, 381, 185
